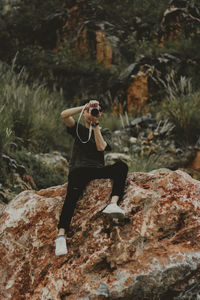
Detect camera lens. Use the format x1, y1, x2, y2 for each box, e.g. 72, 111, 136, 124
90, 107, 99, 117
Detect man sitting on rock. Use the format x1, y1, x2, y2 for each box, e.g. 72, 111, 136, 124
55, 100, 128, 256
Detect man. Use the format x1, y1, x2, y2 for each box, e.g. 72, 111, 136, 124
55, 100, 128, 256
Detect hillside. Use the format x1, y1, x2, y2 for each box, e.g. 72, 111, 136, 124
0, 0, 200, 199
0, 0, 200, 103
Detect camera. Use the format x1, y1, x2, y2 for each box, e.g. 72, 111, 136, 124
89, 106, 101, 117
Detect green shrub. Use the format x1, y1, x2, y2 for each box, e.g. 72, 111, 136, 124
162, 76, 200, 144
0, 60, 69, 153
10, 150, 67, 189
100, 113, 122, 131
0, 105, 15, 153
0, 155, 8, 185
128, 150, 162, 172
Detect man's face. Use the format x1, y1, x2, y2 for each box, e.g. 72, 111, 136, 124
83, 109, 99, 124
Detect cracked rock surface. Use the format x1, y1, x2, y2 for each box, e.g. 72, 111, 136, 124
0, 169, 200, 299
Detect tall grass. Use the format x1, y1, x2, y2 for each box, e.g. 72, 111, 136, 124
0, 60, 67, 153
0, 105, 15, 152
100, 112, 122, 131
128, 151, 163, 173
162, 75, 200, 144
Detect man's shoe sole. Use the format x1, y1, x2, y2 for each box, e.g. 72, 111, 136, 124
103, 211, 125, 219
55, 250, 68, 256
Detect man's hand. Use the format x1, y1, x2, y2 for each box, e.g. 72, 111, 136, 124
86, 100, 102, 123
61, 104, 87, 127
87, 100, 99, 108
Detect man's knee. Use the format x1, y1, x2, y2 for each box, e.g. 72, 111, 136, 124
114, 160, 128, 172
66, 184, 84, 200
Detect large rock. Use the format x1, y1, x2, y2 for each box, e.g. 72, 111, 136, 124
112, 53, 181, 113
0, 170, 200, 299
0, 154, 37, 204
158, 0, 200, 43
34, 151, 69, 177
111, 114, 196, 173
63, 4, 119, 68
105, 152, 131, 165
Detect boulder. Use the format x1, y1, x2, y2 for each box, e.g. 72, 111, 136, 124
0, 154, 37, 204
191, 151, 200, 171
0, 202, 6, 218
111, 114, 196, 173
34, 151, 69, 177
63, 4, 120, 68
0, 169, 200, 299
105, 152, 131, 165
158, 0, 200, 43
113, 53, 181, 113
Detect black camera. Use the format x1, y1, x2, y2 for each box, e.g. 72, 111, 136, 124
89, 106, 101, 117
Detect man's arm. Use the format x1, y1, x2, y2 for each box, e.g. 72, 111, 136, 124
88, 100, 107, 151
93, 125, 107, 151
60, 105, 85, 127
61, 101, 108, 151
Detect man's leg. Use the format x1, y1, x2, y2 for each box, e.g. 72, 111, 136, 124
93, 160, 128, 199
89, 161, 128, 218
55, 162, 128, 255
108, 160, 128, 203
102, 161, 128, 218
55, 169, 89, 255
57, 183, 84, 234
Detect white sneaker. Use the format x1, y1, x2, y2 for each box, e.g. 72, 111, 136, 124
102, 203, 125, 219
55, 235, 68, 256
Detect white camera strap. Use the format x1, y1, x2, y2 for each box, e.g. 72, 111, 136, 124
76, 104, 92, 143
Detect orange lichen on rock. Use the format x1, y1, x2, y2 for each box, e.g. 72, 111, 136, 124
1, 170, 200, 299
96, 30, 113, 68
127, 66, 150, 112
62, 3, 115, 67
192, 151, 200, 171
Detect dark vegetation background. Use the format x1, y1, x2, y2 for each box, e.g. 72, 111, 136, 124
0, 0, 200, 190
1, 0, 200, 98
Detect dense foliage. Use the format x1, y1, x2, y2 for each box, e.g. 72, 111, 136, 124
162, 76, 200, 144
1, 0, 200, 190
1, 0, 200, 101
0, 60, 70, 189
0, 60, 69, 153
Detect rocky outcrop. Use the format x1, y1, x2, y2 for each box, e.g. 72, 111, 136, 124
34, 151, 69, 177
102, 1, 200, 113
1, 169, 200, 299
126, 65, 150, 112
105, 152, 131, 165
63, 4, 119, 68
111, 53, 181, 113
158, 0, 200, 43
0, 154, 36, 204
0, 152, 68, 205
192, 151, 200, 171
111, 113, 197, 174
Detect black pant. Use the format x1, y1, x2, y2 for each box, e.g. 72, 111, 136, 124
58, 161, 128, 233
